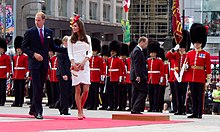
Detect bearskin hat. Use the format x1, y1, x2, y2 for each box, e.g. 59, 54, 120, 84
157, 48, 166, 61
190, 23, 207, 48
54, 38, 62, 47
109, 40, 121, 55
129, 40, 138, 53
148, 39, 160, 54
101, 45, 109, 56
172, 30, 191, 51
14, 36, 23, 49
91, 37, 101, 52
0, 38, 7, 52
120, 43, 129, 56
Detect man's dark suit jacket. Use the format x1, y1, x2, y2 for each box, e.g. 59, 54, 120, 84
130, 45, 148, 91
21, 26, 66, 70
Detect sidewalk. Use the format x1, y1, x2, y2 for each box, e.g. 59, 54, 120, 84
0, 97, 220, 132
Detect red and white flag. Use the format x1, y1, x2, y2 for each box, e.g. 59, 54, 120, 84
123, 0, 130, 12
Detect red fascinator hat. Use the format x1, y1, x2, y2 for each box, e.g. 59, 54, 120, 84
70, 15, 80, 28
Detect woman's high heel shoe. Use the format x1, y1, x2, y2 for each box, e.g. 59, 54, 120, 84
78, 117, 83, 120
83, 115, 86, 119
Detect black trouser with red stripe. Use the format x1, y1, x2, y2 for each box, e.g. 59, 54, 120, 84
0, 78, 6, 106
13, 79, 25, 105
148, 84, 160, 112
174, 81, 188, 114
189, 82, 205, 116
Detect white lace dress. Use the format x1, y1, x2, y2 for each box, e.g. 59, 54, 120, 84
67, 35, 92, 86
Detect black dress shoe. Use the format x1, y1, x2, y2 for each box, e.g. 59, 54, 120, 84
99, 107, 107, 110
131, 111, 142, 114
35, 113, 43, 119
29, 111, 36, 116
87, 107, 94, 110
197, 115, 202, 119
18, 104, 23, 107
60, 112, 71, 115
11, 103, 19, 107
187, 114, 197, 118
174, 112, 182, 115
147, 109, 153, 112
107, 107, 113, 111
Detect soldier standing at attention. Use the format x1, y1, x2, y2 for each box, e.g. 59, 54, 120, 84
186, 23, 211, 119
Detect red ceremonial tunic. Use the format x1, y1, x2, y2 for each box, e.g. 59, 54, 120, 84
13, 54, 28, 80
185, 49, 211, 83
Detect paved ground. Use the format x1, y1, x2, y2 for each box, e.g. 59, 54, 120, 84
0, 97, 220, 132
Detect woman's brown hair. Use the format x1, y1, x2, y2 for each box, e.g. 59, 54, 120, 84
70, 19, 89, 44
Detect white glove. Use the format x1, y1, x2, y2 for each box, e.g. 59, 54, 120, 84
119, 76, 122, 82
25, 72, 29, 78
159, 77, 164, 84
101, 75, 105, 81
6, 72, 10, 79
166, 80, 169, 87
173, 44, 180, 51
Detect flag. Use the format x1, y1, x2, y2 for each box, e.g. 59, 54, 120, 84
172, 0, 182, 44
121, 19, 130, 43
123, 0, 130, 12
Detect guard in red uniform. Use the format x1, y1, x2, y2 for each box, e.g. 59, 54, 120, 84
157, 47, 168, 112
49, 39, 61, 108
118, 43, 129, 111
147, 40, 164, 112
99, 45, 109, 110
166, 30, 191, 115
125, 41, 138, 111
0, 38, 11, 106
87, 38, 103, 110
11, 36, 28, 107
186, 23, 211, 119
46, 50, 53, 108
107, 40, 124, 111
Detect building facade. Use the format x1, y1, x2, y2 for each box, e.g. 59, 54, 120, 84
129, 0, 171, 42
15, 0, 125, 45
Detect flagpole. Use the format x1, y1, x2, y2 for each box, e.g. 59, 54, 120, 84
182, 0, 185, 30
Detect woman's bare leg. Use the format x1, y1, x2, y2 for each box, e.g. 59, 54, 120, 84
75, 84, 83, 118
81, 84, 90, 116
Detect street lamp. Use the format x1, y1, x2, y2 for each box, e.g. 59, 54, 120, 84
21, 1, 45, 35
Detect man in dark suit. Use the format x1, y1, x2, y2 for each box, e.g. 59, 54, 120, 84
130, 36, 148, 114
21, 12, 66, 119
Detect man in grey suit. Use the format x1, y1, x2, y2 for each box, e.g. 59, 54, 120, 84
130, 36, 148, 114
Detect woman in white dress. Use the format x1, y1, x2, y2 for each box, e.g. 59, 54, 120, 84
67, 16, 92, 120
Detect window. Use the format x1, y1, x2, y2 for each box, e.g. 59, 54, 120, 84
58, 0, 67, 17
74, 0, 83, 16
89, 2, 97, 20
103, 4, 110, 21
116, 6, 123, 23
44, 0, 51, 15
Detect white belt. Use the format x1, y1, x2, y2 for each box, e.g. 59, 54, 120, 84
14, 67, 25, 70
127, 71, 130, 73
148, 71, 160, 73
90, 68, 100, 71
170, 68, 174, 71
52, 68, 57, 70
0, 66, 6, 68
108, 69, 119, 72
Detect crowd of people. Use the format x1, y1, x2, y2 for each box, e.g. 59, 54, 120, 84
0, 11, 219, 120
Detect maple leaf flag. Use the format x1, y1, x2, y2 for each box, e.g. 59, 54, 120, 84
123, 0, 130, 12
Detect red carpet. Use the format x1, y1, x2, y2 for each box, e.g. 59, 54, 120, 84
0, 114, 190, 132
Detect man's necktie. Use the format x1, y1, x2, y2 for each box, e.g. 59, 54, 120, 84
40, 28, 44, 45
